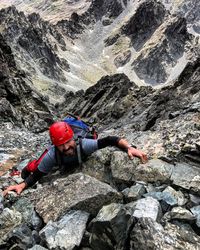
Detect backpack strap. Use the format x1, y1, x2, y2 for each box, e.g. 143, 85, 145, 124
56, 139, 83, 170
55, 147, 62, 169
76, 137, 83, 168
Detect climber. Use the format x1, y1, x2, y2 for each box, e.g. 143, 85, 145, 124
3, 121, 147, 196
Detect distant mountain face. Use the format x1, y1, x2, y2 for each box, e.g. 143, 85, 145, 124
0, 0, 92, 24
0, 33, 54, 132
0, 0, 199, 104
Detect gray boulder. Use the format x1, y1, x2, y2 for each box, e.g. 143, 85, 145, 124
39, 210, 89, 250
89, 203, 133, 250
134, 159, 174, 183
162, 207, 196, 223
122, 183, 146, 202
82, 148, 112, 184
31, 173, 122, 223
171, 163, 200, 194
132, 197, 162, 222
130, 217, 200, 250
11, 197, 43, 231
110, 151, 140, 186
0, 208, 22, 245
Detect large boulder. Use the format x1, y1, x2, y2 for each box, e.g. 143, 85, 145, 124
170, 162, 200, 194
89, 203, 133, 250
134, 159, 174, 184
132, 197, 162, 222
130, 217, 200, 250
110, 151, 140, 187
0, 208, 22, 245
39, 210, 89, 250
31, 173, 122, 223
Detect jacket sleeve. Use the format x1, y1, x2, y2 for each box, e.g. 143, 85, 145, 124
24, 168, 46, 187
97, 136, 121, 149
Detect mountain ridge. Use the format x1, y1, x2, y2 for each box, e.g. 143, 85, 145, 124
0, 0, 199, 104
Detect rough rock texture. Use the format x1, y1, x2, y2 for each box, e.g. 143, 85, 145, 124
59, 73, 136, 127
40, 210, 89, 250
171, 162, 200, 194
161, 0, 200, 34
60, 56, 200, 138
82, 148, 113, 184
0, 0, 198, 102
89, 203, 133, 250
163, 206, 196, 222
122, 183, 146, 202
57, 0, 126, 38
110, 151, 140, 186
134, 159, 174, 184
132, 16, 190, 84
0, 208, 22, 245
31, 173, 122, 223
132, 197, 162, 222
0, 6, 72, 103
121, 0, 167, 51
0, 0, 92, 24
130, 217, 200, 250
0, 33, 54, 132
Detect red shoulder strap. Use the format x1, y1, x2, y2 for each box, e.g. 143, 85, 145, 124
25, 149, 49, 172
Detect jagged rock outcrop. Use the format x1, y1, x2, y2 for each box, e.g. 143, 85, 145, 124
0, 0, 198, 100
102, 0, 198, 85
0, 6, 73, 103
57, 0, 127, 38
121, 0, 167, 51
132, 16, 190, 83
58, 73, 138, 127
163, 0, 200, 35
30, 173, 122, 223
60, 56, 200, 133
0, 0, 93, 24
0, 34, 53, 132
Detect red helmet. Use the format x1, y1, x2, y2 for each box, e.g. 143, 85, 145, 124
49, 121, 74, 146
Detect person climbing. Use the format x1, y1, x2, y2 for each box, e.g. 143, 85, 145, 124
3, 121, 147, 196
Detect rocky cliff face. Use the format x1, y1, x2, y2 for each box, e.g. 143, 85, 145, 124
0, 6, 74, 103
0, 0, 199, 105
59, 55, 200, 131
0, 0, 92, 24
0, 33, 54, 132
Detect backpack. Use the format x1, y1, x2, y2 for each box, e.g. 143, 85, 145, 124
23, 113, 98, 174
63, 113, 98, 140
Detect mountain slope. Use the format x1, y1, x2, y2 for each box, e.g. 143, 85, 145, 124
0, 33, 54, 132
0, 0, 199, 104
